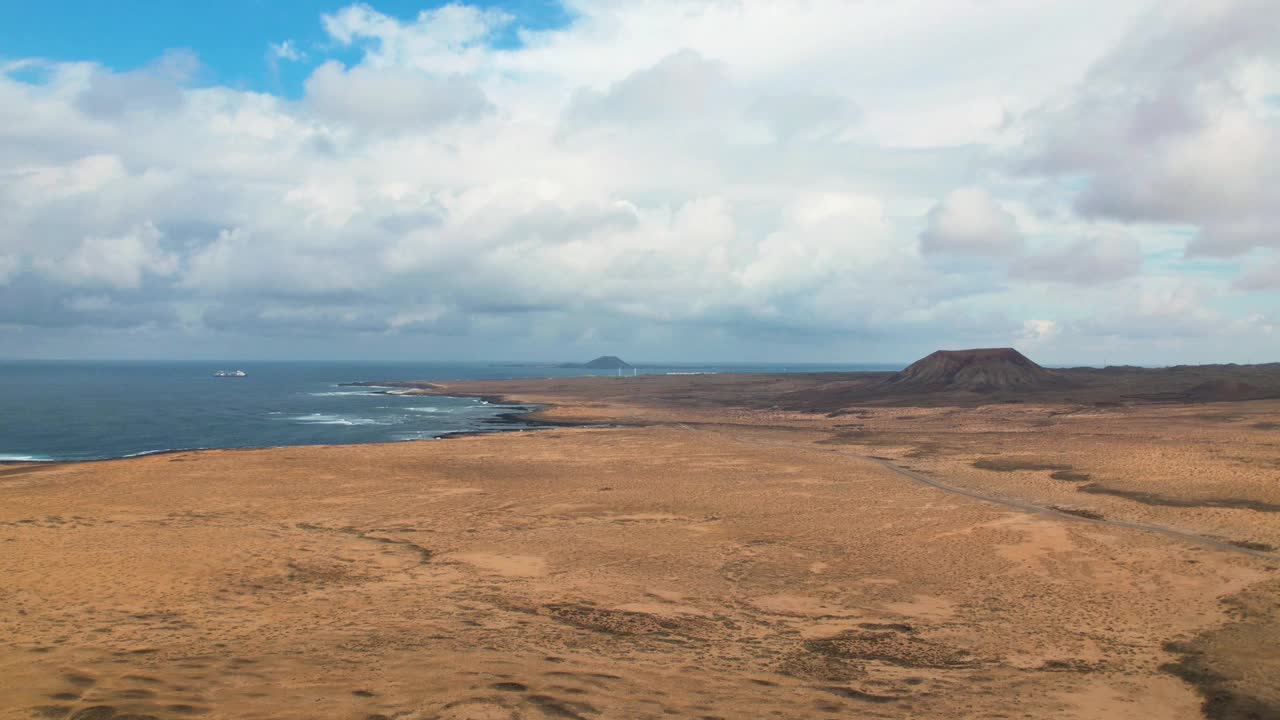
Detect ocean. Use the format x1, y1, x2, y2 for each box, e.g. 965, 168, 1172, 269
0, 360, 894, 462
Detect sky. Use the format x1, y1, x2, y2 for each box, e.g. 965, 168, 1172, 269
1, 0, 1278, 365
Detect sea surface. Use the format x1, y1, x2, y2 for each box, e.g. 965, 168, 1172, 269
0, 361, 894, 461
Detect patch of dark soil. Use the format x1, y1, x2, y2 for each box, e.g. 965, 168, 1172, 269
1051, 505, 1105, 521
818, 686, 900, 703
1164, 648, 1278, 720
1186, 413, 1246, 422
295, 522, 433, 564
1251, 422, 1280, 431
1162, 580, 1280, 720
544, 604, 716, 640
816, 431, 871, 445
826, 409, 872, 418
1227, 540, 1275, 552
778, 652, 860, 682
973, 458, 1071, 473
1049, 470, 1091, 482
1187, 380, 1266, 403
1226, 455, 1280, 470
1037, 659, 1104, 673
1123, 392, 1192, 402
803, 631, 975, 669
857, 623, 914, 633
526, 694, 598, 719
62, 674, 95, 688
491, 682, 528, 692
1077, 484, 1280, 513
69, 708, 117, 720
904, 443, 946, 459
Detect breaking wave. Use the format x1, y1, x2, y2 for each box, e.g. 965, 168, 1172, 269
290, 413, 387, 426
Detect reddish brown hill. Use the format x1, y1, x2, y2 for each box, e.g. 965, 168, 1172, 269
885, 348, 1066, 394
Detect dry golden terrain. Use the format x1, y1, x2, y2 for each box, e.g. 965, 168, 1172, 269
2, 374, 1278, 719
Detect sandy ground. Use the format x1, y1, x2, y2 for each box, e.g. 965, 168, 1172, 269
2, 379, 1279, 719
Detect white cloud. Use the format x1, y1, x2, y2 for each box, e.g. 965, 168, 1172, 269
1236, 259, 1280, 290
1020, 319, 1059, 344
560, 49, 731, 135
303, 61, 492, 132
76, 49, 196, 118
41, 222, 177, 290
269, 40, 306, 62
0, 254, 18, 285
919, 188, 1023, 256
1011, 232, 1142, 285
1019, 0, 1280, 256
1, 0, 1277, 363
747, 92, 860, 144
321, 2, 511, 73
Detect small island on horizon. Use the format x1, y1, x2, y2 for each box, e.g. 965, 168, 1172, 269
488, 355, 636, 370
565, 355, 633, 370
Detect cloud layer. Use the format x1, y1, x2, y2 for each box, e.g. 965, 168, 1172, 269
1, 0, 1277, 363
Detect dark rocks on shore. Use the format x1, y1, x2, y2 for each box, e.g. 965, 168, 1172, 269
339, 381, 443, 390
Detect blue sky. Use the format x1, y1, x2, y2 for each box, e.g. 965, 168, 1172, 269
0, 0, 1277, 363
0, 1, 571, 94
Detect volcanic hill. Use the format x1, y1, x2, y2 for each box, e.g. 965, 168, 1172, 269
884, 348, 1067, 393
578, 355, 633, 370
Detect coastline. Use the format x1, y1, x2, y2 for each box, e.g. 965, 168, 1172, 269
0, 392, 572, 465
2, 376, 1278, 718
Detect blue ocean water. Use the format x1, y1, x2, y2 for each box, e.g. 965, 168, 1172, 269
0, 361, 894, 461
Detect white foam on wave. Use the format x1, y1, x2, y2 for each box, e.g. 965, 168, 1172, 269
392, 429, 470, 442
121, 448, 207, 458
290, 413, 386, 426
406, 406, 446, 413
0, 453, 54, 462
306, 390, 376, 397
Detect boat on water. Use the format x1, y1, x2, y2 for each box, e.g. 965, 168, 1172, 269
213, 370, 247, 377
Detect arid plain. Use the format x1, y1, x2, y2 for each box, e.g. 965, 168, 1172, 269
3, 370, 1279, 720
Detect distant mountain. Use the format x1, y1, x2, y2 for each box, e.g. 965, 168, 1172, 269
558, 355, 632, 370
885, 348, 1067, 393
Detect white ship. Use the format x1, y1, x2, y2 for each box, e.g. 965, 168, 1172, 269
213, 370, 247, 377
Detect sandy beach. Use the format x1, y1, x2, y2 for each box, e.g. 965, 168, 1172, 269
2, 376, 1278, 719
